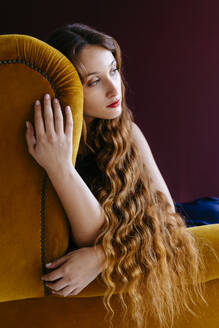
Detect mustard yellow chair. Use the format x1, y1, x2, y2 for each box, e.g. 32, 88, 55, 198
0, 34, 218, 328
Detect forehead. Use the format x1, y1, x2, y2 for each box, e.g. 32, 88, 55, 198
77, 45, 115, 73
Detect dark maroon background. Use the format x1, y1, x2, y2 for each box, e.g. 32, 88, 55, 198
1, 0, 219, 202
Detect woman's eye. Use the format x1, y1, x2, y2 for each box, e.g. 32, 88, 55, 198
88, 79, 99, 87
87, 68, 119, 87
112, 68, 118, 74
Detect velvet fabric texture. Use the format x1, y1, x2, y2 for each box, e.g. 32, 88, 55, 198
0, 225, 218, 328
0, 34, 83, 302
0, 34, 218, 327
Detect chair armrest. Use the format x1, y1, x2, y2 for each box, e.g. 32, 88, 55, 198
63, 224, 219, 298
187, 223, 219, 282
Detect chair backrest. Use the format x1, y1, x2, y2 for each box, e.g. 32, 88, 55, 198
0, 34, 83, 302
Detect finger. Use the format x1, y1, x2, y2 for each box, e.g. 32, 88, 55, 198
41, 268, 64, 282
53, 98, 64, 135
43, 94, 55, 135
64, 106, 73, 137
69, 287, 81, 296
45, 254, 69, 269
53, 285, 76, 297
25, 121, 36, 154
34, 100, 45, 139
46, 278, 69, 291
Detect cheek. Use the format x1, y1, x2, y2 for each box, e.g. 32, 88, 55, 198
116, 77, 122, 90
83, 94, 97, 111
83, 91, 92, 106
84, 89, 103, 105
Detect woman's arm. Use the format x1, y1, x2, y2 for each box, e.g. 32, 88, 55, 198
47, 119, 175, 248
46, 121, 176, 248
41, 243, 106, 296
26, 95, 175, 249
25, 94, 105, 248
47, 163, 105, 248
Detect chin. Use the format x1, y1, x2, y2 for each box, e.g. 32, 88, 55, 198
108, 109, 122, 119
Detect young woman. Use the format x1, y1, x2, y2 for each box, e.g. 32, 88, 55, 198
25, 23, 206, 328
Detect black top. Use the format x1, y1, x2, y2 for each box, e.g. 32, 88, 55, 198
75, 152, 100, 188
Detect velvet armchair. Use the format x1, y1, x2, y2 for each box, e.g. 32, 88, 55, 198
0, 34, 218, 328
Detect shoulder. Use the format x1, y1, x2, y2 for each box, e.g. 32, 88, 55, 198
131, 121, 144, 140
131, 122, 176, 213
131, 121, 158, 181
131, 122, 152, 155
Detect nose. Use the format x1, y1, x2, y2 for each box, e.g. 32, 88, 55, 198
105, 79, 119, 99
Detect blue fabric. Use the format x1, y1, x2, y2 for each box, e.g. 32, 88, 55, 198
174, 196, 219, 227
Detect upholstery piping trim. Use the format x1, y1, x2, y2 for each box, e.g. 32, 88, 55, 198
0, 59, 58, 96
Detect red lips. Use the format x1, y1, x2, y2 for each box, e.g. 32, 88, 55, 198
107, 99, 120, 108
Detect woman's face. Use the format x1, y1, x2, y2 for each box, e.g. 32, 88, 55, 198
77, 45, 122, 126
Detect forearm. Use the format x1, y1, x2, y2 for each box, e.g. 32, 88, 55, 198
93, 243, 106, 273
47, 163, 105, 248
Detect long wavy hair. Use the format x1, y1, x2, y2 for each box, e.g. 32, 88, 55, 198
46, 23, 210, 328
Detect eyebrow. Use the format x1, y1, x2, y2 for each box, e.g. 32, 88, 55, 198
86, 59, 116, 77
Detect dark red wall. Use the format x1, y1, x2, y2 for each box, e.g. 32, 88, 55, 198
1, 0, 219, 202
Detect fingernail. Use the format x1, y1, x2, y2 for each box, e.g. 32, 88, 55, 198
26, 121, 29, 129
46, 263, 52, 266
45, 94, 50, 99
35, 100, 40, 105
66, 106, 71, 111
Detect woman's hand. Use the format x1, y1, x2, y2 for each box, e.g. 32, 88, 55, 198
25, 93, 73, 174
41, 246, 105, 297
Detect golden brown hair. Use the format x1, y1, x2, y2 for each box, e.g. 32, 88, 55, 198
46, 23, 210, 328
